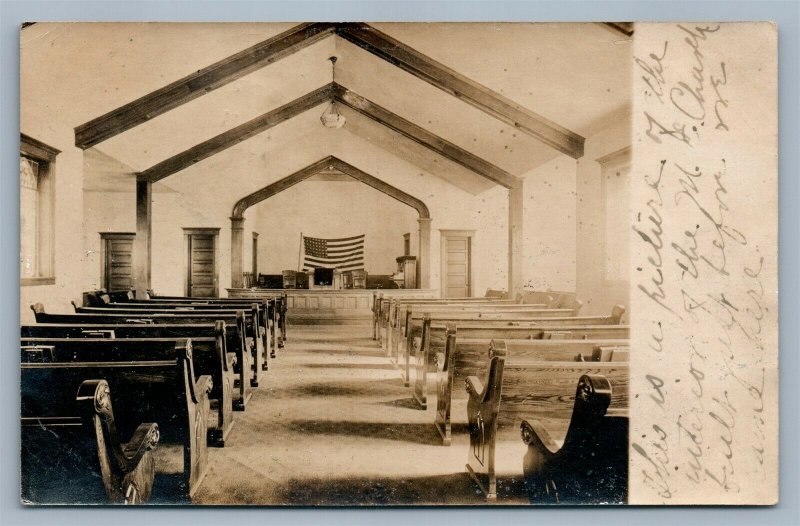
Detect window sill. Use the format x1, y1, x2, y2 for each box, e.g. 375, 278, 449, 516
21, 277, 55, 286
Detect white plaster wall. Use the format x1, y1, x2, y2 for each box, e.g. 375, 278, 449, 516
250, 180, 418, 276
520, 156, 578, 292
576, 110, 632, 316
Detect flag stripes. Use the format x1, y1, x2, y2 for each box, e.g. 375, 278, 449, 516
302, 234, 365, 272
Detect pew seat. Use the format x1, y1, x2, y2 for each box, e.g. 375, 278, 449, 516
464, 341, 629, 500
431, 335, 629, 444
21, 339, 211, 499
21, 333, 236, 447
22, 379, 159, 504
520, 374, 628, 504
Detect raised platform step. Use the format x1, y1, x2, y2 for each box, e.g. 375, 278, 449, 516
287, 310, 372, 326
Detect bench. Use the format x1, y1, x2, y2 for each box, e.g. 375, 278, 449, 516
23, 320, 252, 412
146, 291, 288, 344
383, 301, 558, 358
432, 333, 629, 444
397, 306, 626, 387
34, 304, 267, 388
464, 340, 629, 500
372, 294, 517, 342
115, 296, 286, 347
520, 374, 628, 504
73, 301, 273, 365
21, 339, 211, 499
517, 290, 582, 312
22, 378, 159, 504
22, 331, 236, 447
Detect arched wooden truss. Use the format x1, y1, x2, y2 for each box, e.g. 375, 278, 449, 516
229, 156, 432, 288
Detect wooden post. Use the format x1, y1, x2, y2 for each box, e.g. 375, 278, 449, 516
508, 182, 524, 297
134, 178, 152, 298
230, 217, 245, 289
417, 217, 431, 289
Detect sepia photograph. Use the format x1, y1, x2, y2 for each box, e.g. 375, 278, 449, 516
16, 18, 779, 508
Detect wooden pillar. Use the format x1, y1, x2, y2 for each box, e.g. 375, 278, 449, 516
230, 217, 245, 289
134, 178, 152, 298
417, 217, 432, 289
508, 182, 524, 298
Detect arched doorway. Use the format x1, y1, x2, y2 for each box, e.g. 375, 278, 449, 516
229, 155, 431, 289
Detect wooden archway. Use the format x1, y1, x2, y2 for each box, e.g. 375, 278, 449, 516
229, 156, 431, 288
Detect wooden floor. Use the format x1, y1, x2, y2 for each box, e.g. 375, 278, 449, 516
159, 322, 528, 505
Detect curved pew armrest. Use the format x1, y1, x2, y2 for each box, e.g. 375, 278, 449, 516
121, 423, 161, 467
194, 375, 214, 402
520, 419, 560, 456
465, 376, 484, 400
226, 353, 238, 368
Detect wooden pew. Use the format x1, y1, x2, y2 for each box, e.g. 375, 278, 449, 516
382, 300, 555, 356
432, 333, 629, 443
373, 295, 519, 342
520, 374, 628, 504
464, 340, 629, 500
73, 301, 274, 365
23, 320, 252, 412
118, 295, 286, 348
21, 339, 211, 499
146, 291, 288, 345
397, 306, 626, 387
34, 304, 267, 387
22, 379, 159, 504
22, 332, 236, 447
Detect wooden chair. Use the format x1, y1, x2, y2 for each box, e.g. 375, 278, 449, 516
282, 270, 298, 289
22, 379, 159, 504
520, 374, 628, 504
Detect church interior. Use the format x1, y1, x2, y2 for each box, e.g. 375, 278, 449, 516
20, 22, 633, 505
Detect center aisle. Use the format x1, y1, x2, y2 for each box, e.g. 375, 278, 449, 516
192, 323, 527, 505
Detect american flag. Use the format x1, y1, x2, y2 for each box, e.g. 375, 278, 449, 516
302, 234, 365, 271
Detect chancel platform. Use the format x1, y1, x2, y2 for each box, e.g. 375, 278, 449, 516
227, 288, 438, 324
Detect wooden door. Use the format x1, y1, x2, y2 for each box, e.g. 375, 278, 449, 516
185, 229, 219, 297
101, 233, 134, 291
443, 234, 471, 298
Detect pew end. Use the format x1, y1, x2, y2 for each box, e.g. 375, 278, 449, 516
22, 379, 160, 504
520, 374, 628, 504
611, 305, 626, 324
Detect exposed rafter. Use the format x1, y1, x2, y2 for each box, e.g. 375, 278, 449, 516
139, 84, 333, 183
138, 82, 518, 188
74, 23, 585, 158
74, 22, 337, 149
334, 84, 517, 188
335, 23, 585, 159
231, 155, 430, 219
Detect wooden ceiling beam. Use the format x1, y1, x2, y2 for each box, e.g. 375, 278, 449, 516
232, 155, 429, 218
333, 83, 518, 189
336, 23, 585, 159
139, 83, 333, 183
74, 22, 337, 149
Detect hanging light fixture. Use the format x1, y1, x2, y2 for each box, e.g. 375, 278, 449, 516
320, 56, 346, 129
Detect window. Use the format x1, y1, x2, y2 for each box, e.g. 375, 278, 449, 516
597, 146, 631, 282
20, 134, 59, 286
